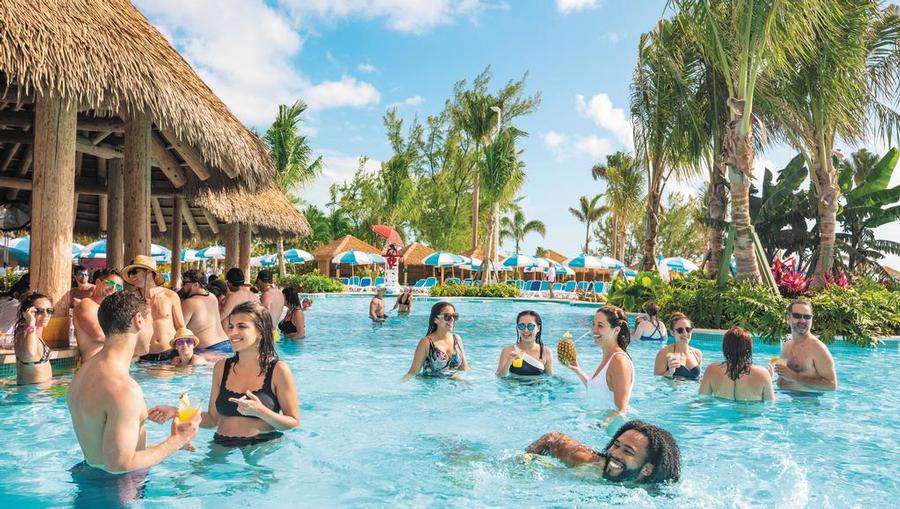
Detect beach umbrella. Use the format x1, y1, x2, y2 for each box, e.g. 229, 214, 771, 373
7, 236, 90, 264
371, 224, 403, 246
332, 250, 383, 265
566, 254, 624, 269
181, 248, 201, 263
423, 252, 464, 267
150, 244, 171, 262
661, 257, 699, 273
197, 245, 226, 260
283, 248, 313, 264
251, 255, 277, 268
502, 253, 539, 268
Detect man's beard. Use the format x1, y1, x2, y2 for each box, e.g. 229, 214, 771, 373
602, 454, 645, 482
791, 322, 810, 335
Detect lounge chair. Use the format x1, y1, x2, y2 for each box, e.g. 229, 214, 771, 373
445, 277, 461, 285
358, 277, 372, 291
410, 279, 427, 294
423, 277, 437, 289
374, 277, 385, 287
523, 280, 543, 298
562, 280, 577, 299
551, 282, 564, 298
462, 278, 473, 285
576, 281, 589, 292
340, 277, 350, 286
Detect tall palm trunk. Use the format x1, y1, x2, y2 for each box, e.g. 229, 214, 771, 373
809, 143, 840, 291
610, 215, 618, 259
705, 148, 729, 276
583, 223, 591, 254
480, 203, 500, 286
277, 236, 286, 277
616, 214, 627, 262
725, 119, 761, 283
471, 172, 480, 249
641, 158, 663, 271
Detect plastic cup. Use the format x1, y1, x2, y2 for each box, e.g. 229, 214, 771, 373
177, 407, 199, 423
512, 357, 524, 369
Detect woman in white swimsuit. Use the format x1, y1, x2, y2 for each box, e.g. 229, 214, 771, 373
565, 305, 635, 418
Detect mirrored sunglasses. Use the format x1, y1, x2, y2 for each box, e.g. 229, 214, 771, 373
517, 323, 537, 331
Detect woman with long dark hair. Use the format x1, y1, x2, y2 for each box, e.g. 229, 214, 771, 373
278, 286, 305, 339
14, 292, 54, 385
565, 305, 634, 417
403, 301, 469, 380
149, 301, 300, 446
631, 302, 667, 342
496, 310, 554, 377
699, 327, 774, 401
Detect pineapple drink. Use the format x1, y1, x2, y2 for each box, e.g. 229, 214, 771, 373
769, 356, 786, 366
511, 347, 523, 368
177, 392, 199, 423
557, 331, 577, 366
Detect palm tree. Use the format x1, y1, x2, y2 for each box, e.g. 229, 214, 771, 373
478, 126, 526, 285
264, 100, 323, 276
591, 151, 645, 261
500, 210, 546, 253
672, 0, 827, 283
568, 194, 607, 255
759, 2, 900, 290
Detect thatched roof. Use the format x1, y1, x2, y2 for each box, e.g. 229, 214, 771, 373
191, 187, 310, 238
313, 235, 381, 259
461, 246, 505, 263
0, 0, 275, 192
399, 242, 435, 266
540, 249, 569, 264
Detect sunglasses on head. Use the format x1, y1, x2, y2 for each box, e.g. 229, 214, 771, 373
675, 326, 693, 334
517, 323, 537, 331
105, 279, 123, 292
791, 312, 813, 320
440, 313, 459, 322
35, 307, 55, 316
174, 338, 194, 348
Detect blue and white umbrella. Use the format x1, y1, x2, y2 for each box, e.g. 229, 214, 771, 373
547, 262, 572, 275
258, 254, 278, 267
197, 245, 226, 260
82, 240, 170, 262
423, 251, 464, 267
567, 254, 624, 270
150, 244, 171, 262
332, 250, 384, 265
284, 248, 314, 264
181, 248, 201, 262
5, 236, 85, 264
661, 257, 699, 273
502, 253, 539, 268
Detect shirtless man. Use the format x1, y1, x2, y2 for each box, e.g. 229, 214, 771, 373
219, 268, 257, 327
776, 299, 838, 392
73, 269, 124, 362
179, 270, 231, 356
125, 256, 185, 362
71, 265, 95, 304
525, 420, 681, 485
256, 270, 285, 328
67, 291, 199, 486
369, 287, 387, 322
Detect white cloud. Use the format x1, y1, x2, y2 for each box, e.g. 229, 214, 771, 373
279, 0, 486, 34
574, 135, 613, 159
557, 0, 601, 15
543, 131, 567, 149
358, 63, 377, 73
602, 31, 623, 43
388, 95, 426, 108
300, 151, 382, 208
576, 93, 633, 150
304, 77, 381, 111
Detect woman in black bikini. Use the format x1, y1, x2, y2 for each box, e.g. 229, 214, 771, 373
149, 301, 300, 447
14, 292, 54, 385
653, 312, 703, 380
497, 310, 554, 377
278, 287, 305, 339
392, 287, 412, 313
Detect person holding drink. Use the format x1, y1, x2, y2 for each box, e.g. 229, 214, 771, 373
497, 310, 554, 377
653, 312, 702, 380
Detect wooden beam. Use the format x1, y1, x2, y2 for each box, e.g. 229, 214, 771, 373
0, 87, 34, 104
0, 110, 30, 127
0, 143, 20, 171
219, 159, 238, 178
171, 197, 184, 288
30, 93, 76, 348
200, 208, 220, 234
0, 175, 180, 197
92, 130, 113, 145
0, 110, 124, 131
0, 130, 33, 144
123, 112, 152, 261
76, 136, 122, 159
6, 145, 32, 199
180, 197, 200, 236
107, 159, 125, 269
159, 129, 211, 181
151, 196, 167, 232
149, 133, 187, 187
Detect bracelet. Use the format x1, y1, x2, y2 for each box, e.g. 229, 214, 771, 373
25, 325, 36, 334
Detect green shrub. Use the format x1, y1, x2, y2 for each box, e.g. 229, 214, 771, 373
276, 272, 344, 293
606, 272, 670, 312
719, 283, 789, 343
809, 284, 900, 345
429, 283, 521, 298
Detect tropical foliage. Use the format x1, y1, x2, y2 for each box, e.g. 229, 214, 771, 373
429, 283, 521, 298
275, 272, 345, 293
500, 209, 546, 253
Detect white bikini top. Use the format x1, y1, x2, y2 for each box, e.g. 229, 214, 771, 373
587, 351, 634, 409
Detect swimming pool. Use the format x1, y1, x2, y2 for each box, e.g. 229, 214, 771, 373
1, 295, 898, 508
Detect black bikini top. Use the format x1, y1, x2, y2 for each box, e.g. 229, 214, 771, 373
278, 307, 300, 334
215, 357, 281, 418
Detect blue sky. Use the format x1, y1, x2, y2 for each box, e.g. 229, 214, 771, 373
136, 0, 900, 268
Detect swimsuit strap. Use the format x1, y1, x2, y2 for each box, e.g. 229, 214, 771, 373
220, 357, 236, 391
651, 319, 662, 337
262, 361, 278, 392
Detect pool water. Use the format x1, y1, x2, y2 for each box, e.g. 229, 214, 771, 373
1, 296, 898, 508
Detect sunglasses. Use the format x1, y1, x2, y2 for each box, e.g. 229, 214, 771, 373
174, 338, 194, 348
517, 323, 537, 331
441, 313, 460, 322
127, 268, 144, 277
675, 327, 693, 334
35, 307, 55, 316
105, 279, 124, 292
77, 272, 89, 278
791, 312, 813, 320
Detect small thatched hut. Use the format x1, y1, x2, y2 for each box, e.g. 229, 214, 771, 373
398, 242, 436, 285
313, 235, 382, 277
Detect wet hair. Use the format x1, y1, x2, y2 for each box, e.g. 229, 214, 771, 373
227, 301, 278, 376
182, 269, 207, 286
669, 312, 691, 330
603, 420, 681, 484
722, 326, 753, 381
516, 310, 543, 349
283, 286, 301, 308
14, 292, 52, 342
425, 301, 455, 335
597, 305, 630, 351
73, 264, 87, 275
643, 302, 660, 317
97, 290, 149, 337
787, 298, 812, 314
208, 279, 228, 298
207, 274, 219, 284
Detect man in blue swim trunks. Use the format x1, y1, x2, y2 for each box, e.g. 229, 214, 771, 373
179, 270, 232, 357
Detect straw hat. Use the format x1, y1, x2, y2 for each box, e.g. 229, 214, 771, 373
123, 255, 164, 286
170, 328, 200, 348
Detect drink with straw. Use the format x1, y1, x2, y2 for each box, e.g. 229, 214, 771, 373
177, 392, 199, 423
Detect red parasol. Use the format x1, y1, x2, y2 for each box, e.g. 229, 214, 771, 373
371, 224, 403, 246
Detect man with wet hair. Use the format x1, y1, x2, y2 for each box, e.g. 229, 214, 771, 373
526, 420, 682, 484
218, 268, 257, 327
74, 269, 125, 362
68, 291, 199, 479
179, 270, 231, 356
255, 269, 284, 328
775, 299, 837, 392
71, 264, 95, 302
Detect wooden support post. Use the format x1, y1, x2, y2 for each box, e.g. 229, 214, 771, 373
222, 223, 239, 271
73, 153, 83, 224
180, 198, 199, 236
30, 93, 76, 348
107, 159, 125, 269
123, 112, 151, 261
98, 159, 108, 233
171, 197, 183, 288
151, 197, 167, 233
239, 222, 252, 281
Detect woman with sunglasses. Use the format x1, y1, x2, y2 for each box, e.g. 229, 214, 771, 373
654, 312, 703, 380
497, 310, 554, 377
14, 292, 55, 385
404, 301, 469, 380
170, 328, 208, 366
699, 327, 774, 401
